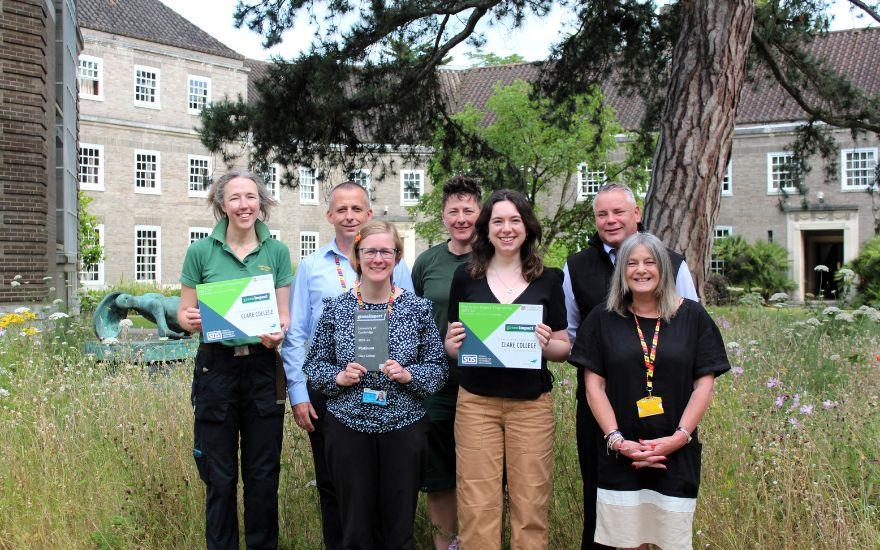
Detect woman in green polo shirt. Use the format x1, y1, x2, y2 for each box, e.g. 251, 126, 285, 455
176, 171, 292, 550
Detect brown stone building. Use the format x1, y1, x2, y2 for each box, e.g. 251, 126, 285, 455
0, 0, 81, 307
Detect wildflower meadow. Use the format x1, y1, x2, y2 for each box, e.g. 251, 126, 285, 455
0, 302, 878, 548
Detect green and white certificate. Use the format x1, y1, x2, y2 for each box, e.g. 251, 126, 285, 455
458, 303, 543, 369
197, 274, 281, 342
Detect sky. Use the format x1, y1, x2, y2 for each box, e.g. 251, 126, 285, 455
160, 0, 877, 66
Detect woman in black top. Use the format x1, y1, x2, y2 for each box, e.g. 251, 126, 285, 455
445, 189, 569, 550
570, 232, 729, 550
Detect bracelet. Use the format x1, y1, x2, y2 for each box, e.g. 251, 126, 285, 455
604, 429, 622, 441
605, 431, 624, 455
676, 426, 692, 443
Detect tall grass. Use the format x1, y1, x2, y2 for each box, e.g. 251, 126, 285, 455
0, 306, 877, 549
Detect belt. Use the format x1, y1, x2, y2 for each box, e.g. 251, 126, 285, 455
198, 342, 275, 357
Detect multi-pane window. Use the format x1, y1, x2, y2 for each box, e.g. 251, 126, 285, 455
78, 144, 104, 191
577, 163, 605, 200
841, 148, 877, 190
79, 224, 105, 285
269, 230, 280, 240
266, 165, 281, 201
187, 75, 211, 113
78, 55, 103, 100
300, 231, 319, 260
299, 167, 317, 204
350, 169, 371, 198
189, 227, 211, 244
134, 66, 160, 107
400, 170, 424, 205
135, 226, 161, 282
767, 152, 799, 193
134, 150, 160, 193
710, 226, 732, 274
721, 162, 732, 196
188, 155, 212, 197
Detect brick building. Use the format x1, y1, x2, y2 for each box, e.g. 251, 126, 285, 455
0, 0, 80, 307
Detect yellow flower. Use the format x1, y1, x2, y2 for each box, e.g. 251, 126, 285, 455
21, 327, 38, 336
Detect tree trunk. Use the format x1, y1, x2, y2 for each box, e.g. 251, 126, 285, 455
642, 0, 755, 297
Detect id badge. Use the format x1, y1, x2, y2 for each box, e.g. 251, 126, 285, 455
362, 388, 388, 406
636, 395, 664, 418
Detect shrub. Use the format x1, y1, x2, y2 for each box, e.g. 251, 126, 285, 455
850, 236, 880, 305
78, 280, 181, 314
703, 272, 732, 306
714, 236, 795, 299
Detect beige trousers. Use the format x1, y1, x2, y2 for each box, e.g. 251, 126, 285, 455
455, 387, 555, 550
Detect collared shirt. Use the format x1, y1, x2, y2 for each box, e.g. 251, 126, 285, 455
280, 239, 415, 405
563, 241, 699, 343
180, 218, 294, 347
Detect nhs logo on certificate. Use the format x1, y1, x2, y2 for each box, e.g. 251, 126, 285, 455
458, 303, 543, 369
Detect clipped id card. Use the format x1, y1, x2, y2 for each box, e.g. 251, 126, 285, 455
636, 395, 664, 418
362, 388, 388, 406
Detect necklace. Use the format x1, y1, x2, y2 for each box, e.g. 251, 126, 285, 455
492, 267, 523, 295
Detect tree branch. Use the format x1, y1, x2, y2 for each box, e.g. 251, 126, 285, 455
846, 0, 880, 25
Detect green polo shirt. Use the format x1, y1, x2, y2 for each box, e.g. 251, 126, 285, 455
180, 218, 293, 346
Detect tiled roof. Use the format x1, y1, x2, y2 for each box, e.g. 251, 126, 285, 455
244, 58, 270, 104
78, 0, 243, 61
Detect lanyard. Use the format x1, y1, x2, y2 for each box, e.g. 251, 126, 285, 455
333, 253, 348, 290
355, 280, 395, 318
634, 315, 661, 396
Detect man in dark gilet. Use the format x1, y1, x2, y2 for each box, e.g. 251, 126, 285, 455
563, 183, 698, 549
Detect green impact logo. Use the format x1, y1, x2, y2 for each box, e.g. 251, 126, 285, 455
241, 293, 270, 304
505, 324, 536, 332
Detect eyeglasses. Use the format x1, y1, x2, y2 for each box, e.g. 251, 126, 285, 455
358, 247, 397, 259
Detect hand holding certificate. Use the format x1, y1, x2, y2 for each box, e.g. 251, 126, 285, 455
457, 303, 544, 369
197, 274, 281, 342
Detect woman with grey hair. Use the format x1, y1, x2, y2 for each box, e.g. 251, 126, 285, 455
570, 232, 729, 550
177, 170, 292, 549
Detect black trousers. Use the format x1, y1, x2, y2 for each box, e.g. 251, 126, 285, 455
324, 413, 428, 550
307, 384, 344, 550
576, 393, 612, 550
192, 345, 285, 550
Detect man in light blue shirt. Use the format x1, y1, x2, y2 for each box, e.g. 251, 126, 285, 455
280, 181, 413, 550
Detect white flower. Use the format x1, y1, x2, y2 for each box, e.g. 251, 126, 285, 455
822, 306, 842, 317
52, 299, 64, 305
806, 317, 821, 327
814, 265, 829, 272
0, 388, 9, 398
769, 293, 789, 302
102, 337, 119, 345
10, 281, 20, 287
836, 312, 854, 323
13, 275, 21, 280
13, 307, 30, 314
829, 354, 841, 361
837, 268, 855, 278
726, 341, 740, 350
118, 318, 134, 328
47, 312, 69, 320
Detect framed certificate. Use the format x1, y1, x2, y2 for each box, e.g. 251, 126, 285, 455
197, 274, 281, 342
458, 303, 543, 369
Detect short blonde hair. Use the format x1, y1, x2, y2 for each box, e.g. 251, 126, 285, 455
606, 232, 681, 321
350, 221, 404, 275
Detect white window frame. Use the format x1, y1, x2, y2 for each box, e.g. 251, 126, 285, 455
299, 231, 319, 260
576, 163, 605, 201
766, 152, 799, 194
187, 75, 211, 114
350, 169, 371, 198
721, 162, 732, 196
78, 143, 104, 191
134, 149, 161, 195
299, 167, 318, 205
840, 147, 878, 191
134, 225, 161, 282
133, 65, 160, 109
400, 169, 424, 206
710, 225, 733, 275
187, 154, 213, 198
188, 226, 212, 244
80, 223, 105, 286
266, 164, 281, 202
77, 55, 103, 101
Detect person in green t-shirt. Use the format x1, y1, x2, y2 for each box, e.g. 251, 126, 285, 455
176, 171, 293, 550
411, 176, 481, 550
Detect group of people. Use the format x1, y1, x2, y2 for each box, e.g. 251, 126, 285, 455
176, 170, 730, 550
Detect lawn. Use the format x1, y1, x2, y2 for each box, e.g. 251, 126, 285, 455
0, 305, 877, 549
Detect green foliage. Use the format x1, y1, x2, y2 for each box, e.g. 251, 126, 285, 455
714, 236, 795, 299
78, 194, 103, 270
465, 49, 526, 66
850, 236, 880, 305
412, 79, 628, 252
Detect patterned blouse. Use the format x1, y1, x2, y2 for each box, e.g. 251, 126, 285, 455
303, 289, 447, 433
